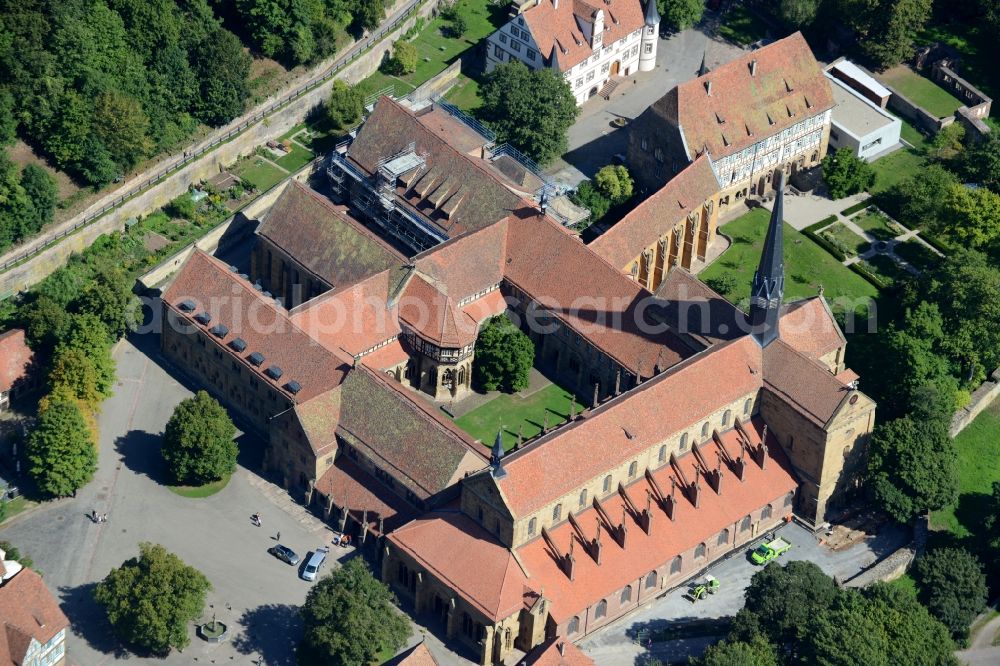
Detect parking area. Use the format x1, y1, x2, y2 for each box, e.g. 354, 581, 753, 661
579, 520, 911, 665
0, 334, 341, 666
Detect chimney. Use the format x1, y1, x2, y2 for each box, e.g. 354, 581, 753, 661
704, 80, 712, 95
749, 59, 758, 76
692, 475, 701, 508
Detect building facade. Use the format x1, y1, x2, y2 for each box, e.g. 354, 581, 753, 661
0, 558, 69, 666
484, 0, 659, 105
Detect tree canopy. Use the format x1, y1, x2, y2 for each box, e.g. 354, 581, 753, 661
691, 633, 778, 666
741, 560, 841, 645
473, 315, 535, 393
657, 0, 704, 31
162, 391, 238, 486
0, 154, 58, 255
840, 0, 934, 70
822, 148, 876, 199
385, 39, 418, 76
93, 543, 211, 655
297, 558, 409, 666
915, 547, 988, 642
478, 61, 579, 165
326, 80, 365, 132
26, 398, 97, 497
594, 165, 634, 204
779, 0, 821, 27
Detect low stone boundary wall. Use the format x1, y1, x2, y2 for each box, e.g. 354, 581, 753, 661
408, 59, 464, 104
842, 517, 925, 588
885, 86, 951, 134
951, 367, 1000, 437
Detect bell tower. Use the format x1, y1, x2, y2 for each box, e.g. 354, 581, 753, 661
639, 0, 660, 72
749, 172, 785, 348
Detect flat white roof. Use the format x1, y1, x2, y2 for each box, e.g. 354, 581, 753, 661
827, 76, 897, 138
830, 60, 892, 99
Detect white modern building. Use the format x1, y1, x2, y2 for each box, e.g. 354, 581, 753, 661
484, 0, 660, 105
825, 61, 902, 161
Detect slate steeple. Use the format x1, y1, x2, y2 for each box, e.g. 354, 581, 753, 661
748, 172, 786, 348
644, 0, 660, 26
490, 428, 507, 479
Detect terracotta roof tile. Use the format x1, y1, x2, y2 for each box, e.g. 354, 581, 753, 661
498, 336, 764, 517
650, 269, 744, 346
360, 340, 410, 370
516, 420, 798, 621
670, 32, 834, 159
314, 457, 416, 535
588, 156, 720, 268
388, 511, 531, 621
0, 329, 33, 393
522, 0, 646, 71
779, 297, 845, 360
461, 289, 508, 324
524, 637, 596, 666
399, 275, 478, 349
292, 387, 343, 455
257, 182, 405, 288
162, 250, 352, 401
413, 219, 509, 302
0, 568, 69, 665
389, 641, 440, 666
762, 339, 851, 427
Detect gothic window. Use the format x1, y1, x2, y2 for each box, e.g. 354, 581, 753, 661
695, 542, 707, 560
579, 489, 588, 508
701, 422, 709, 438
620, 585, 632, 604
718, 528, 730, 546
628, 461, 637, 478
744, 398, 752, 415
645, 570, 658, 589
740, 515, 752, 532
784, 491, 795, 507
528, 517, 537, 535
478, 506, 484, 521
654, 148, 664, 162
722, 409, 732, 426
670, 556, 682, 574
568, 616, 580, 635
553, 503, 562, 522
603, 475, 612, 493
640, 138, 648, 151
658, 445, 667, 463
762, 504, 773, 520
679, 433, 688, 450
595, 599, 607, 619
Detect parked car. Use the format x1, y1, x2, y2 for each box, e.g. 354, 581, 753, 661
268, 544, 300, 566
301, 549, 328, 581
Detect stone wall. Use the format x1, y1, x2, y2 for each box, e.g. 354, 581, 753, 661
885, 88, 950, 134
842, 516, 926, 588
408, 59, 464, 104
930, 62, 992, 119
950, 368, 1000, 437
0, 0, 441, 298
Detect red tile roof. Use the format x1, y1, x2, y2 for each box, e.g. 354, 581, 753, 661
516, 420, 798, 622
0, 329, 33, 393
670, 32, 834, 159
399, 275, 478, 349
762, 339, 852, 427
588, 157, 721, 268
521, 0, 646, 71
413, 219, 509, 303
504, 211, 694, 376
315, 456, 416, 535
779, 297, 845, 360
462, 289, 508, 325
498, 336, 764, 517
389, 511, 531, 621
524, 637, 596, 666
361, 340, 410, 371
391, 641, 440, 666
0, 568, 69, 665
162, 250, 352, 401
651, 268, 743, 346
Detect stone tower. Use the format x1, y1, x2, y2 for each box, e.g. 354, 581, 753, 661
639, 0, 660, 72
749, 172, 786, 348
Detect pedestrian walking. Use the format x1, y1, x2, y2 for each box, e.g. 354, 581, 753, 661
102, 513, 108, 523
276, 531, 281, 541
91, 510, 98, 522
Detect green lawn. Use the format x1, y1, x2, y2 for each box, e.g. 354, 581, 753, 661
863, 254, 910, 287
718, 5, 771, 46
168, 474, 231, 498
852, 209, 902, 240
455, 383, 577, 452
703, 209, 879, 310
932, 401, 1000, 538
232, 157, 287, 192
869, 148, 927, 195
880, 66, 963, 118
918, 20, 999, 101
444, 74, 483, 112
279, 123, 308, 143
893, 239, 939, 272
899, 119, 931, 152
274, 142, 316, 172
0, 496, 32, 525
821, 221, 869, 256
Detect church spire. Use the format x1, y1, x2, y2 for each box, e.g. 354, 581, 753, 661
749, 172, 786, 348
490, 428, 507, 479
644, 0, 660, 26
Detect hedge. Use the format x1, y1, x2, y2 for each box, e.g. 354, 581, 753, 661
917, 231, 950, 257
840, 200, 873, 217
849, 260, 892, 290
803, 215, 838, 234
804, 228, 847, 262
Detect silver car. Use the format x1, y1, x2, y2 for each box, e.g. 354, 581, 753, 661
301, 549, 327, 581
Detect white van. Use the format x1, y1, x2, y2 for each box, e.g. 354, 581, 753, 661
301, 549, 327, 581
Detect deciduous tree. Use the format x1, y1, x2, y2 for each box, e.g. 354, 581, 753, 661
93, 543, 211, 655
779, 0, 821, 27
473, 315, 535, 393
191, 29, 252, 126
915, 547, 988, 642
932, 183, 1000, 249
326, 80, 364, 131
385, 39, 418, 75
956, 132, 1000, 191
657, 0, 704, 31
851, 0, 933, 70
25, 398, 97, 498
297, 558, 409, 666
691, 633, 778, 666
594, 164, 634, 204
354, 0, 385, 31
742, 560, 841, 644
822, 147, 876, 199
162, 391, 238, 486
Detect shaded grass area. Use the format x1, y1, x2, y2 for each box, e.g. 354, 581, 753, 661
274, 142, 317, 172
899, 119, 931, 151
167, 474, 232, 498
232, 157, 287, 192
717, 5, 770, 46
869, 148, 927, 195
0, 496, 32, 525
887, 573, 918, 598
893, 239, 939, 272
880, 66, 963, 118
822, 222, 869, 256
852, 209, 901, 240
444, 74, 483, 112
863, 253, 910, 287
455, 383, 576, 452
702, 209, 879, 312
932, 401, 1000, 538
917, 20, 1000, 101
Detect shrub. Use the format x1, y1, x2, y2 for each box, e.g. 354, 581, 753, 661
385, 40, 418, 75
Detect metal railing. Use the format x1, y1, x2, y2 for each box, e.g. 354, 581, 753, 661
0, 0, 431, 275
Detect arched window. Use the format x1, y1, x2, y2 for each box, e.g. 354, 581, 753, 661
762, 504, 773, 520
645, 570, 658, 589
695, 542, 706, 559
784, 491, 795, 507
740, 515, 752, 532
717, 528, 730, 546
744, 398, 752, 415
553, 504, 562, 522
579, 488, 588, 508
595, 599, 607, 619
628, 461, 638, 478
527, 517, 537, 535
670, 556, 682, 574
679, 433, 688, 450
568, 616, 580, 635
658, 445, 667, 463
603, 475, 612, 493
701, 422, 710, 438
620, 585, 632, 604
722, 409, 732, 426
